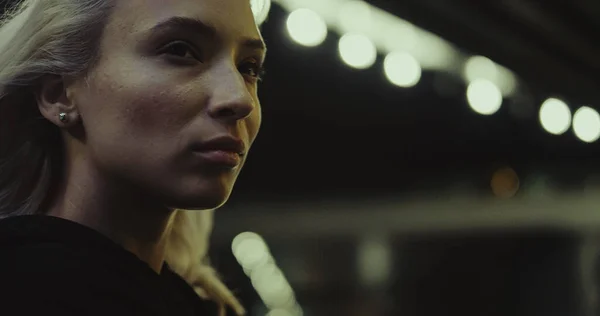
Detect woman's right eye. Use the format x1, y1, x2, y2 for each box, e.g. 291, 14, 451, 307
159, 41, 202, 62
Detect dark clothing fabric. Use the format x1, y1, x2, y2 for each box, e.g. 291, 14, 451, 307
0, 215, 224, 316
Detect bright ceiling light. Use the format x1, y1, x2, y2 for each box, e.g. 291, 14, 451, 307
466, 79, 502, 115
573, 106, 600, 143
286, 8, 328, 47
338, 33, 377, 69
383, 52, 421, 88
539, 98, 572, 135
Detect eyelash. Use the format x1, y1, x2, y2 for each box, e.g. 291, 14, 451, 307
160, 40, 201, 60
159, 40, 266, 82
239, 60, 266, 82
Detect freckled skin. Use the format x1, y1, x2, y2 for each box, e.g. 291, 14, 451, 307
69, 0, 264, 210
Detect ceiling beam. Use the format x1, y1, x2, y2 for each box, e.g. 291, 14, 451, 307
213, 194, 600, 241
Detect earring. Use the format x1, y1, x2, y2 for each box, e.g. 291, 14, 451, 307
59, 113, 68, 123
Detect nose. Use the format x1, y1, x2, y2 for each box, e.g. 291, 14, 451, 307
207, 65, 255, 123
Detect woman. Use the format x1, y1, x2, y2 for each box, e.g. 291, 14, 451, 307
0, 0, 266, 315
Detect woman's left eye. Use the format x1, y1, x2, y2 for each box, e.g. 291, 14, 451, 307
239, 61, 265, 81
159, 41, 201, 61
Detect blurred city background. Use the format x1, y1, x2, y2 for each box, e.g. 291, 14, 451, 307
210, 1, 600, 316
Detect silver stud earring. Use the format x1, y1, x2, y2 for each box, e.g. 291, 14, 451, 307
59, 113, 68, 123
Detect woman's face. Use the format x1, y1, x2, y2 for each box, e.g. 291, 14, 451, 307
69, 0, 265, 209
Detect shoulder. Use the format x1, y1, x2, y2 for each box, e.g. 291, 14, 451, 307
0, 242, 108, 314
0, 239, 105, 284
0, 216, 142, 315
0, 215, 104, 282
0, 239, 90, 275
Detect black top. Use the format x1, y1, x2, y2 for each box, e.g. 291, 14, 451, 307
0, 215, 227, 316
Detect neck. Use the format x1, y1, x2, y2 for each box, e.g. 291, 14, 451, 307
46, 150, 175, 274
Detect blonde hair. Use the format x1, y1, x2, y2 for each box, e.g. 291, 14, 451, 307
167, 210, 246, 315
0, 0, 244, 314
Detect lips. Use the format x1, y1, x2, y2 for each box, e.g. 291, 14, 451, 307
193, 150, 241, 168
191, 136, 246, 156
190, 136, 246, 168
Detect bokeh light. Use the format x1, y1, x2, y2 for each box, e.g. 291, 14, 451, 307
338, 33, 377, 69
539, 98, 572, 135
286, 8, 328, 47
232, 232, 270, 271
466, 79, 502, 115
384, 52, 422, 88
491, 167, 520, 198
573, 106, 600, 143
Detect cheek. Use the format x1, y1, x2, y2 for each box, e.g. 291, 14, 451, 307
127, 90, 189, 132
247, 107, 262, 145
91, 68, 199, 141
80, 65, 203, 166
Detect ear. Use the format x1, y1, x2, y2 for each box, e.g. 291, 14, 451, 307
36, 74, 79, 127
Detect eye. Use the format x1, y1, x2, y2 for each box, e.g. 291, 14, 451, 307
159, 40, 202, 61
238, 60, 266, 82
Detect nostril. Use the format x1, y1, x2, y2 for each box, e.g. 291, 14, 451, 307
216, 108, 236, 117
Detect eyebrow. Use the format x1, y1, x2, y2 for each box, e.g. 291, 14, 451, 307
149, 16, 267, 52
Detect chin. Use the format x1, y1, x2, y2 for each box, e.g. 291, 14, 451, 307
177, 195, 230, 211
166, 195, 230, 211
166, 182, 235, 211
155, 168, 240, 210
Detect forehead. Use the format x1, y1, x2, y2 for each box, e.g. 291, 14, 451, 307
110, 0, 262, 41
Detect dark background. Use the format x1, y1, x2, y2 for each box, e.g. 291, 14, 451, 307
235, 1, 600, 199
213, 1, 600, 316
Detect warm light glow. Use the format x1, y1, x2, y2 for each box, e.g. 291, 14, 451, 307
491, 167, 520, 198
286, 8, 328, 47
573, 106, 600, 143
384, 52, 421, 88
338, 33, 377, 69
539, 98, 572, 135
466, 79, 502, 115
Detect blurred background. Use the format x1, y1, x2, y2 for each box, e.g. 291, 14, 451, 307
208, 1, 600, 315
